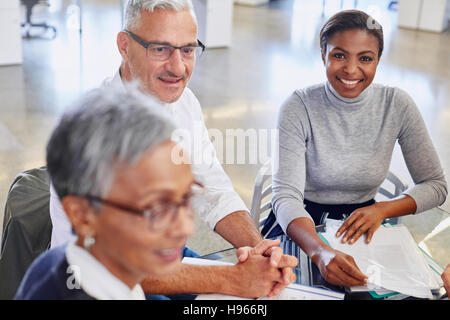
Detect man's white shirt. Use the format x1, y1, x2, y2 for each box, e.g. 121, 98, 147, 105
49, 71, 248, 247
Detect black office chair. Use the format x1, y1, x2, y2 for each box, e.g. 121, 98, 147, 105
21, 0, 57, 38
0, 167, 52, 299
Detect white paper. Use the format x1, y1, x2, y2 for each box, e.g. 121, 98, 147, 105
182, 257, 234, 267
195, 293, 251, 300
196, 283, 344, 300
259, 283, 344, 300
322, 220, 438, 298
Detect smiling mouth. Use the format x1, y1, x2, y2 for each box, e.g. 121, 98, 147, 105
158, 76, 184, 85
337, 77, 364, 86
156, 247, 183, 262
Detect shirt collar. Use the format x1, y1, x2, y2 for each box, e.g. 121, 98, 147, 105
65, 240, 145, 300
112, 69, 127, 93
325, 81, 373, 111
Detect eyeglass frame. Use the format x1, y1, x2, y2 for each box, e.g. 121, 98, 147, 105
82, 182, 203, 232
123, 29, 206, 61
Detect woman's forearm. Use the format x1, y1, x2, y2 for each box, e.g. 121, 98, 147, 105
286, 217, 329, 264
375, 194, 417, 220
286, 216, 367, 286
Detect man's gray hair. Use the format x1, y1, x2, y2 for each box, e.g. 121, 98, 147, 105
124, 0, 197, 30
47, 83, 176, 200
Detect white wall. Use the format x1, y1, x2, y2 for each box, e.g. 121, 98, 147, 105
192, 0, 234, 48
0, 0, 22, 65
398, 0, 450, 32
235, 0, 270, 5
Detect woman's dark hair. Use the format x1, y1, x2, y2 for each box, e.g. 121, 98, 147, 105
319, 10, 384, 58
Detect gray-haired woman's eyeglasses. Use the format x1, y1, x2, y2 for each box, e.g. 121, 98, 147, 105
84, 182, 203, 232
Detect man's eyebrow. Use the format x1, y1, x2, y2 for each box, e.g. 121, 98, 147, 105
146, 40, 199, 47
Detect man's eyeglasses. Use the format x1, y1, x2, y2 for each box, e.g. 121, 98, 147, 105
123, 29, 205, 61
84, 182, 203, 232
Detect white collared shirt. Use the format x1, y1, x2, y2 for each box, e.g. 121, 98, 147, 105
50, 71, 248, 248
65, 240, 145, 300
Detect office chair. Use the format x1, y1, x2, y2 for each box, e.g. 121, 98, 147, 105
21, 0, 57, 38
249, 159, 272, 229
0, 167, 52, 300
388, 1, 398, 10
250, 160, 409, 232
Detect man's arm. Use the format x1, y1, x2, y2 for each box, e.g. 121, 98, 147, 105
214, 210, 263, 248
215, 215, 298, 297
141, 253, 292, 299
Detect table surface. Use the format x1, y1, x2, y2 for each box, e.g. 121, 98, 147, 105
398, 206, 449, 269
202, 206, 449, 299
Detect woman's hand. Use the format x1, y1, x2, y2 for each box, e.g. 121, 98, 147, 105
442, 264, 450, 294
312, 247, 368, 287
335, 203, 386, 244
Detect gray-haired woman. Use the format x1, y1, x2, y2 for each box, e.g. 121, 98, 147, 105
15, 85, 196, 299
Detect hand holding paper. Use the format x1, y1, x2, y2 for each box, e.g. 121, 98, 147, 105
312, 246, 368, 287
335, 204, 386, 244
335, 196, 418, 245
324, 219, 439, 298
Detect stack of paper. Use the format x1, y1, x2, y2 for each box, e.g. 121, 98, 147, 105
321, 219, 440, 299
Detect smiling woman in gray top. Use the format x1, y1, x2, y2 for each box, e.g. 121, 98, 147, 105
268, 10, 447, 288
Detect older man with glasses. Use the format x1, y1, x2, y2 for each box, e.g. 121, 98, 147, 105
48, 0, 297, 298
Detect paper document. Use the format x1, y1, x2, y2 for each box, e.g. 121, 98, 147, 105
196, 283, 344, 301
182, 257, 233, 267
259, 283, 344, 300
322, 219, 440, 299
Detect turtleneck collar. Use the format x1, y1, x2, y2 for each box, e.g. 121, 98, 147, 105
324, 81, 373, 111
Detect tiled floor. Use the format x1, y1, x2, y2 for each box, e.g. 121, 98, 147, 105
0, 0, 449, 263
